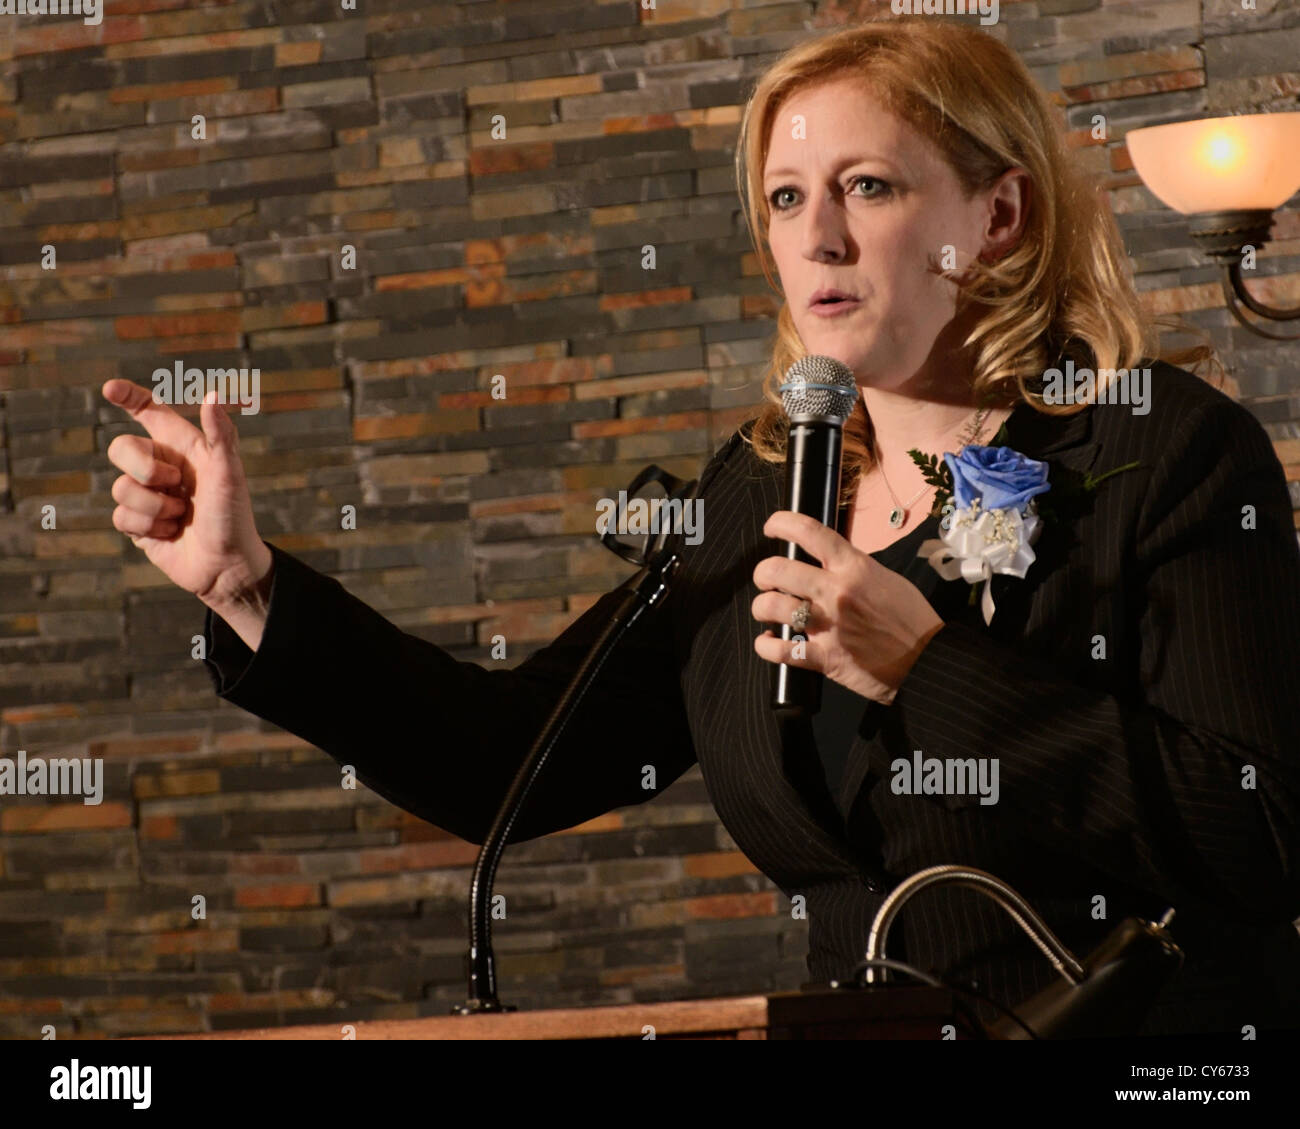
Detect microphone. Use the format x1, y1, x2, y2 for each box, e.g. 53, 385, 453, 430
771, 355, 859, 717
989, 911, 1185, 1039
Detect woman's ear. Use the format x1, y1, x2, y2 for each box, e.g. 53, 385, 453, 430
978, 168, 1031, 263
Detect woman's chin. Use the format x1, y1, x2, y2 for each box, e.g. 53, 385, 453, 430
795, 334, 873, 375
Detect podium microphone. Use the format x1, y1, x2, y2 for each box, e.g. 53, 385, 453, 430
989, 910, 1185, 1039
856, 865, 1186, 1039
771, 355, 859, 717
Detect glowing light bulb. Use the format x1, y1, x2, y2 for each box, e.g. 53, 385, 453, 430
1205, 135, 1237, 169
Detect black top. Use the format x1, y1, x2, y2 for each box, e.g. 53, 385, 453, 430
809, 515, 946, 802
803, 505, 986, 836
810, 663, 869, 799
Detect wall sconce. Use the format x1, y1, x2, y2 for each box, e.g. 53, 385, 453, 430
1126, 112, 1300, 340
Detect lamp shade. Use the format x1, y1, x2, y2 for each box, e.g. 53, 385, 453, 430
1126, 112, 1300, 214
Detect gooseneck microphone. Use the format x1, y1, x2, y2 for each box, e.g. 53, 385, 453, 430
770, 355, 859, 717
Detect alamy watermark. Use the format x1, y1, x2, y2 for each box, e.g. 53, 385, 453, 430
0, 0, 101, 26
152, 360, 261, 415
0, 750, 103, 805
891, 749, 999, 806
50, 1060, 150, 1109
595, 491, 704, 547
1041, 361, 1151, 416
891, 0, 999, 27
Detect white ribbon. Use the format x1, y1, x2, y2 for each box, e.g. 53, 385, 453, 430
916, 501, 1042, 625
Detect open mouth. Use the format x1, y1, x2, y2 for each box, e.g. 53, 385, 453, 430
810, 291, 861, 307
810, 295, 861, 314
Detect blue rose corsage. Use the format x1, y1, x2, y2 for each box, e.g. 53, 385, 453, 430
907, 440, 1139, 625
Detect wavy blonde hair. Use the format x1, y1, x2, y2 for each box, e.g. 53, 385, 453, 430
735, 15, 1221, 505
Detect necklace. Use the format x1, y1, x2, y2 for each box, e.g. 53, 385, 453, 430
877, 475, 931, 530
875, 404, 991, 529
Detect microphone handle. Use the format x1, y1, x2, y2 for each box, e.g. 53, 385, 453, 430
772, 419, 846, 716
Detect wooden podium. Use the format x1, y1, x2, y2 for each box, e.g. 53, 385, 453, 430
136, 985, 967, 1040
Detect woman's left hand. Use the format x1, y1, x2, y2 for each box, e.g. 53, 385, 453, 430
752, 510, 946, 705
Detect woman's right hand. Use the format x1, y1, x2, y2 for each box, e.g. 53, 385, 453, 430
101, 379, 271, 608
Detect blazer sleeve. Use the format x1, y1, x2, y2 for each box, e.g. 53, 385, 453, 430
200, 435, 740, 846
888, 395, 1300, 925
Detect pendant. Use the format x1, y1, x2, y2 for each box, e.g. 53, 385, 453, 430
888, 506, 905, 528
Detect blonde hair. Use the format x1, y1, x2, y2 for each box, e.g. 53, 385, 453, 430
735, 15, 1221, 505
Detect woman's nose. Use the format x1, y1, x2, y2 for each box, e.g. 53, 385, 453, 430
800, 191, 847, 262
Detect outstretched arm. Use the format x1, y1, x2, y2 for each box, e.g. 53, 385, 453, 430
201, 434, 741, 845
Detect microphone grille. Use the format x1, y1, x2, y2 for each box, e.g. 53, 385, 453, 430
778, 355, 858, 424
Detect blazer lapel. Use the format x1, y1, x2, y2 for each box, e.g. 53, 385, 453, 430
998, 397, 1101, 475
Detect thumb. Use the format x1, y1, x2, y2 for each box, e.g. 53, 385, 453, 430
199, 390, 235, 451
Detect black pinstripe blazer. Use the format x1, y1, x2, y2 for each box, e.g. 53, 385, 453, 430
202, 359, 1300, 1036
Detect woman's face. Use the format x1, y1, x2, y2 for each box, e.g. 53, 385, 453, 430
762, 77, 1019, 394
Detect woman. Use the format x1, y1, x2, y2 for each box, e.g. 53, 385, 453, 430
101, 18, 1300, 1036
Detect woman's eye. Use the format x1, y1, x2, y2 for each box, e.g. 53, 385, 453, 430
769, 186, 799, 210
769, 176, 889, 212
849, 175, 889, 200
770, 186, 798, 211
